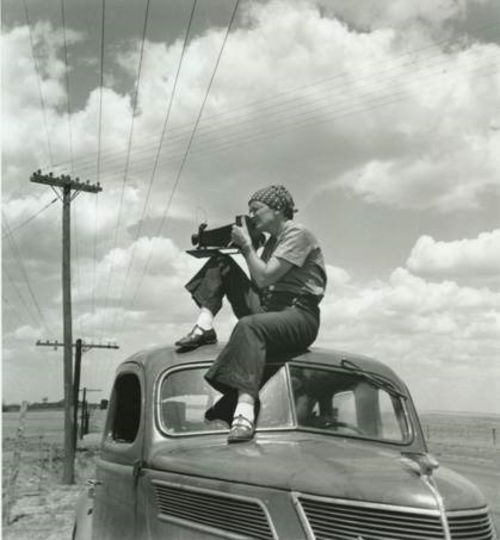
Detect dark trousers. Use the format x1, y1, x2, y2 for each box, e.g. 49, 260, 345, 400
185, 253, 320, 400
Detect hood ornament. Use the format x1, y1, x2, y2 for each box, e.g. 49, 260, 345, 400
400, 452, 439, 477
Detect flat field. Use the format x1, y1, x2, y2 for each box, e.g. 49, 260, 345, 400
2, 409, 499, 539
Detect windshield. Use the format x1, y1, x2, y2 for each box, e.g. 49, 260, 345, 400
158, 363, 411, 443
158, 364, 293, 435
290, 365, 410, 443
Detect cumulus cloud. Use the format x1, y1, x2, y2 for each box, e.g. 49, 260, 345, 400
319, 265, 500, 362
407, 229, 500, 277
317, 266, 500, 412
314, 0, 473, 31
5, 0, 499, 217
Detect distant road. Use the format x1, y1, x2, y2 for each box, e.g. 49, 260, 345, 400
440, 457, 500, 532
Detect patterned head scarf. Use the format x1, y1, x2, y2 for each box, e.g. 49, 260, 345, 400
248, 185, 296, 219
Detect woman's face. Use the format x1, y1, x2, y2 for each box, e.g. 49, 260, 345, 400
248, 200, 278, 232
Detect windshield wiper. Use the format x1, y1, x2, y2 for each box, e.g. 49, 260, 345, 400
340, 359, 407, 399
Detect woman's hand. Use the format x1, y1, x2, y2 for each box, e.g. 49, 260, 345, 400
231, 220, 252, 251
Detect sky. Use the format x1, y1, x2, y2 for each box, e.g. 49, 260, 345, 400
2, 0, 499, 414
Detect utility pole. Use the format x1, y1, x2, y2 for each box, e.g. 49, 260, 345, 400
36, 339, 118, 468
32, 165, 102, 484
80, 388, 102, 439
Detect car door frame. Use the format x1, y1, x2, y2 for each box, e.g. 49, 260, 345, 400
92, 361, 146, 540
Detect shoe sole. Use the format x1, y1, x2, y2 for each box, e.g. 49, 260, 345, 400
227, 434, 254, 444
175, 339, 217, 351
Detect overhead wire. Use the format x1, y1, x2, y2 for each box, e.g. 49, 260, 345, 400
49, 38, 500, 181
171, 60, 500, 163
60, 0, 74, 172
110, 0, 199, 332
99, 0, 152, 341
68, 50, 500, 188
2, 197, 58, 239
22, 0, 54, 168
2, 214, 54, 335
91, 0, 106, 340
2, 295, 25, 327
3, 268, 40, 328
60, 0, 86, 338
124, 0, 241, 316
44, 18, 500, 176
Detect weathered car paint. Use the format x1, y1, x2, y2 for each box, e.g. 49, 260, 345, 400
149, 432, 486, 511
72, 487, 94, 540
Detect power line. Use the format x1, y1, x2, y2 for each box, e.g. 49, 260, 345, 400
124, 0, 241, 316
72, 201, 84, 337
60, 0, 87, 338
22, 0, 54, 168
2, 295, 25, 327
45, 18, 500, 176
2, 273, 39, 328
91, 193, 100, 338
99, 0, 152, 340
60, 0, 74, 172
91, 0, 106, 338
97, 0, 106, 183
49, 40, 500, 181
2, 214, 54, 335
70, 53, 499, 189
111, 0, 199, 330
2, 197, 58, 239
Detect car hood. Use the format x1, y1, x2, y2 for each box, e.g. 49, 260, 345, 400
149, 433, 486, 511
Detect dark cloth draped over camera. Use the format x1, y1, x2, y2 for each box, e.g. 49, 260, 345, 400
184, 221, 327, 407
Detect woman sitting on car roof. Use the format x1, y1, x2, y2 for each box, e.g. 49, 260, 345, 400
175, 184, 327, 443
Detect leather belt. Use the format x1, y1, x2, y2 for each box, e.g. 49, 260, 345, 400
261, 290, 320, 312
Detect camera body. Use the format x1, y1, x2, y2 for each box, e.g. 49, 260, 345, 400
188, 215, 265, 258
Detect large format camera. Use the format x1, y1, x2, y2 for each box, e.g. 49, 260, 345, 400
187, 215, 265, 258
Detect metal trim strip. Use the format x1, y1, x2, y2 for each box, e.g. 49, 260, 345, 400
157, 513, 254, 540
420, 475, 451, 540
447, 506, 491, 518
292, 491, 441, 516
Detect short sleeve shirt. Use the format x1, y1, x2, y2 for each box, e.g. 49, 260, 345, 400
260, 221, 327, 299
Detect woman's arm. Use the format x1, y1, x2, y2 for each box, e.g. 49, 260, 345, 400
241, 245, 292, 288
231, 223, 292, 288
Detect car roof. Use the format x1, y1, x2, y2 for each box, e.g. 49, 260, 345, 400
119, 343, 407, 390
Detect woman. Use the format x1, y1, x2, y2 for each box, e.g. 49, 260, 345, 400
175, 185, 327, 442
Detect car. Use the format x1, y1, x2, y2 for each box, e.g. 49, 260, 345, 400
73, 344, 497, 540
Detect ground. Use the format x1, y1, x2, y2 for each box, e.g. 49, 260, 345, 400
2, 439, 98, 540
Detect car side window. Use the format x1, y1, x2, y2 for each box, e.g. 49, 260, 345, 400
110, 373, 141, 443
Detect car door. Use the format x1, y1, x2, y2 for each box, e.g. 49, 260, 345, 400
92, 362, 145, 540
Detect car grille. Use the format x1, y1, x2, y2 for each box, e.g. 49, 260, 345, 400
153, 481, 276, 540
296, 495, 496, 540
448, 509, 496, 540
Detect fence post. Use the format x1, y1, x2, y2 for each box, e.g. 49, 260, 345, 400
38, 435, 45, 492
493, 428, 497, 447
49, 443, 54, 477
3, 401, 28, 526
